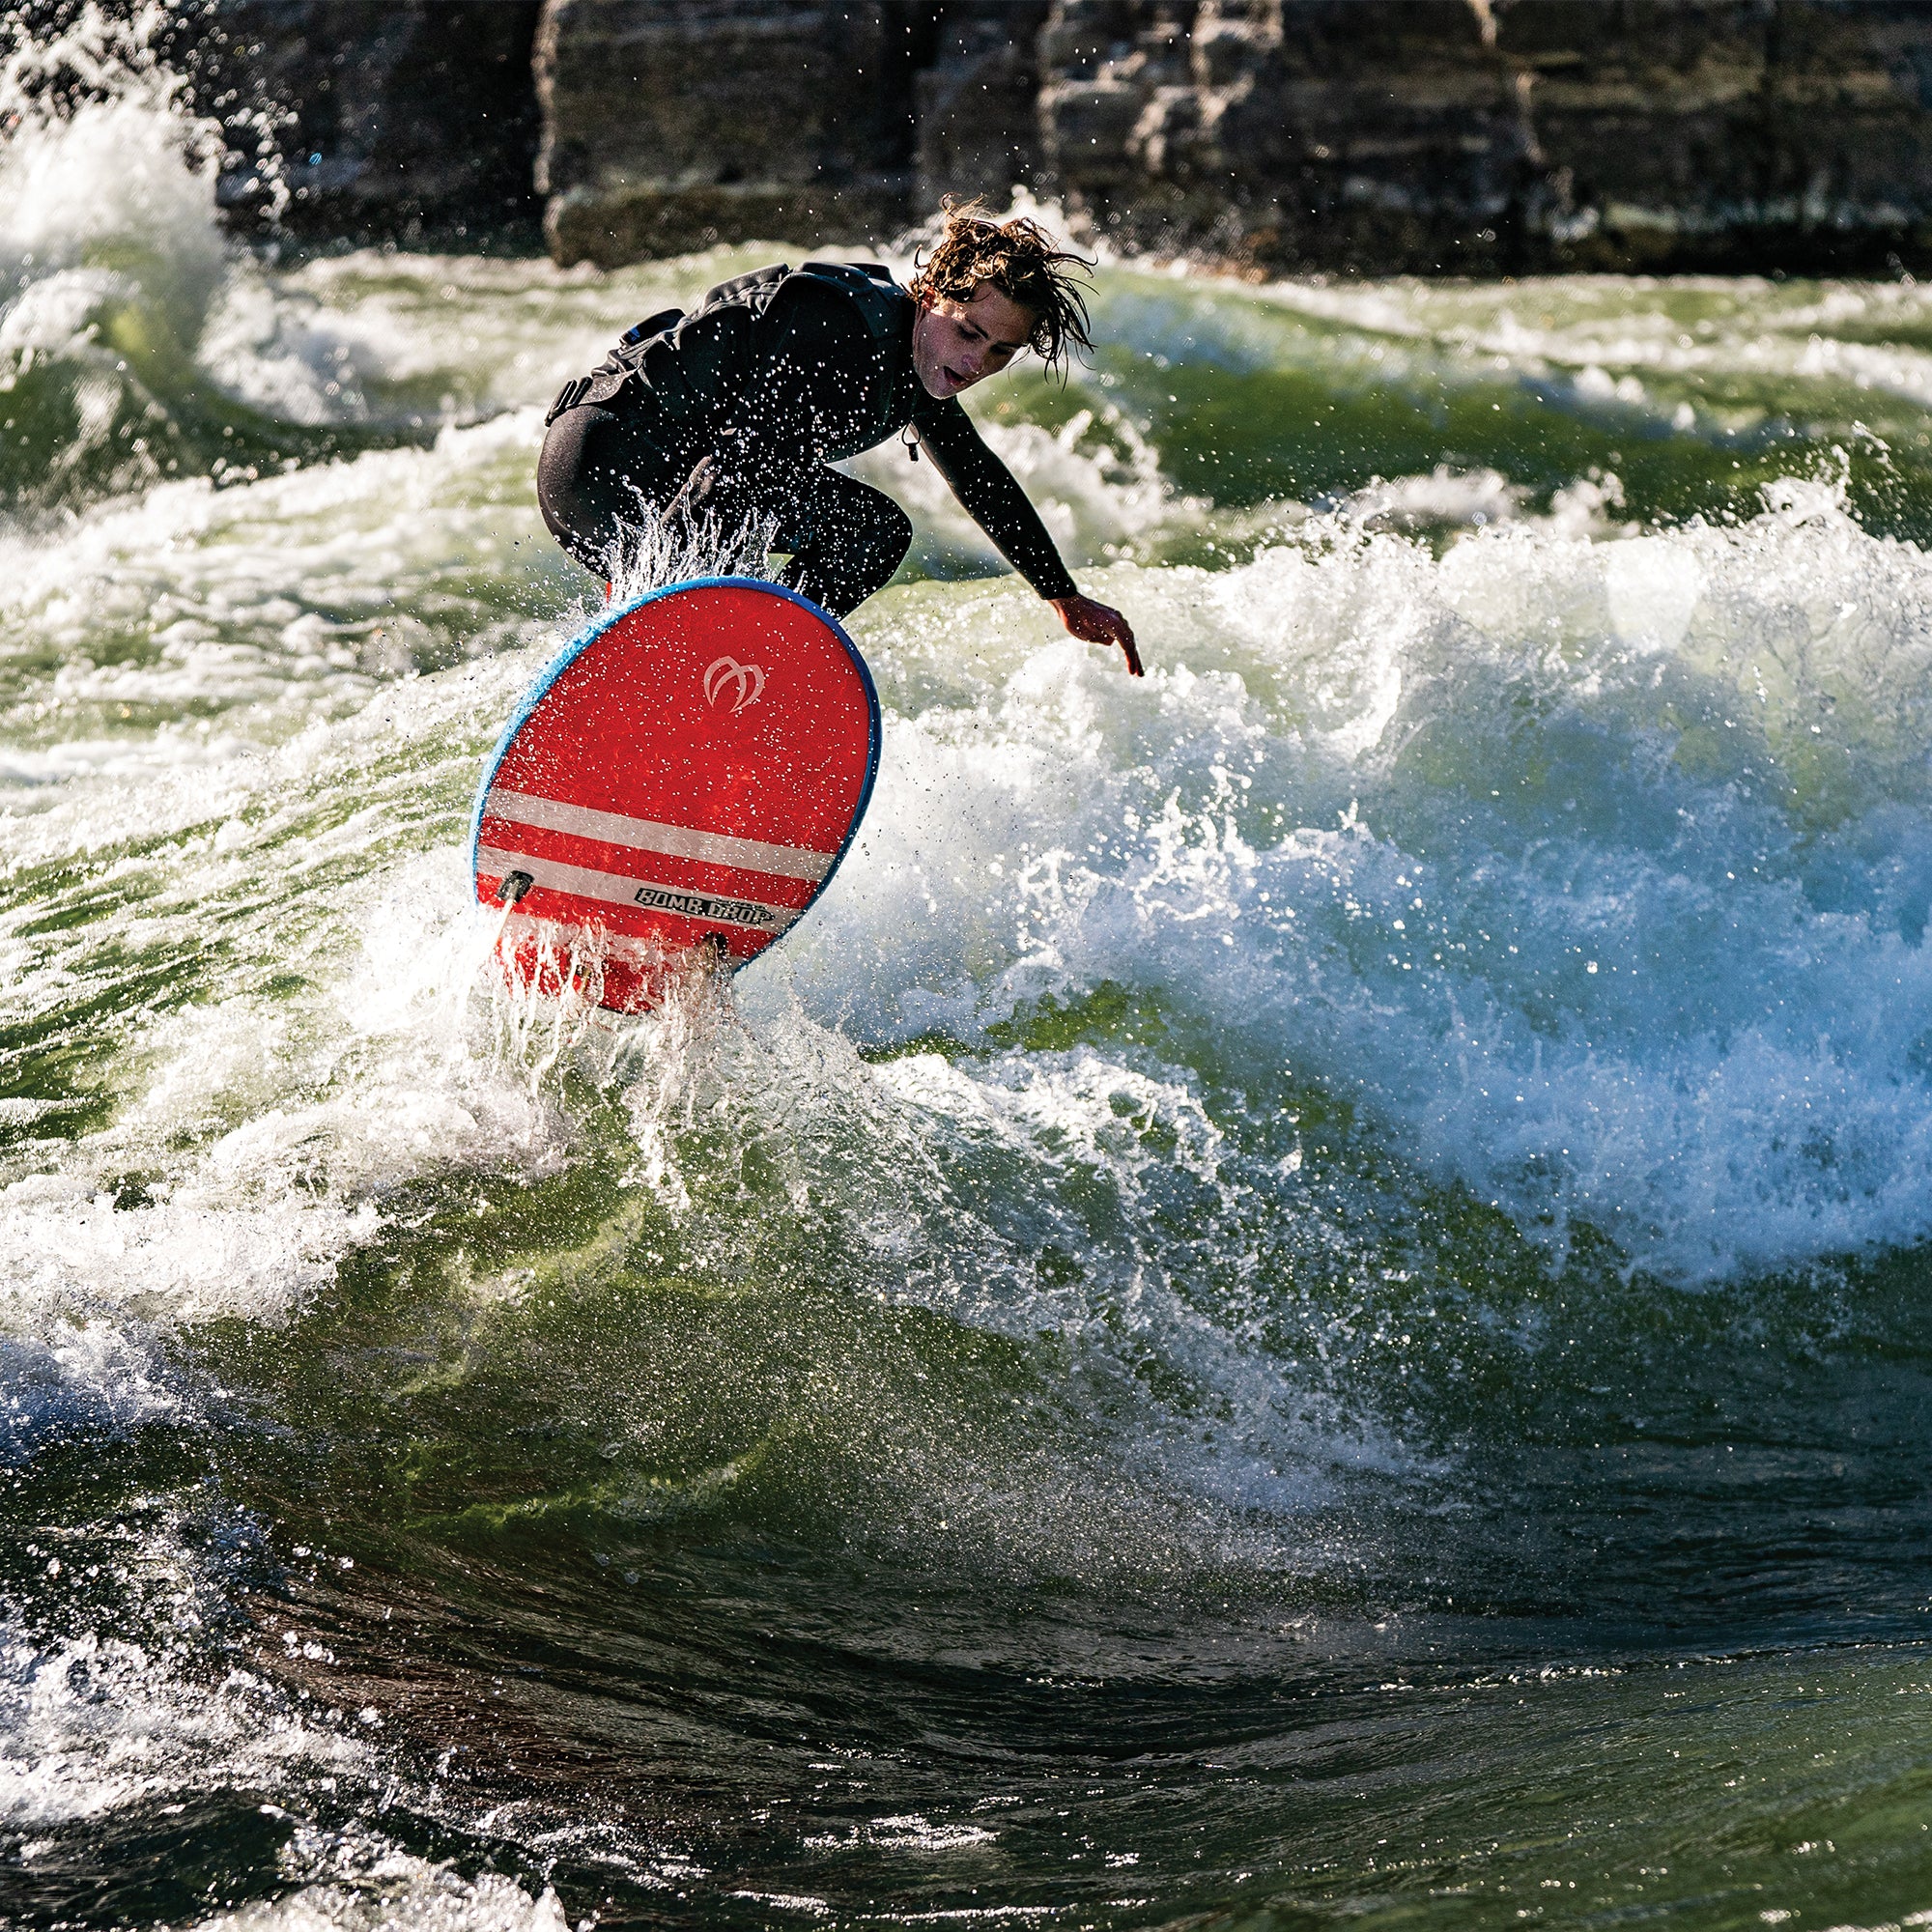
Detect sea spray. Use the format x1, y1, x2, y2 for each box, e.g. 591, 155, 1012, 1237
782, 468, 1932, 1287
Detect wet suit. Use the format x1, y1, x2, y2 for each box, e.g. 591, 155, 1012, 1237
536, 261, 1079, 617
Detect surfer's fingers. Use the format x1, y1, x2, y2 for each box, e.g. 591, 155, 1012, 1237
1051, 593, 1140, 672
1087, 602, 1143, 676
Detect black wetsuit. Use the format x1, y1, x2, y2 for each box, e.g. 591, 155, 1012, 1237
536, 261, 1079, 617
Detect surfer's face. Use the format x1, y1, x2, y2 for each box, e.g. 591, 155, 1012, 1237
912, 282, 1036, 398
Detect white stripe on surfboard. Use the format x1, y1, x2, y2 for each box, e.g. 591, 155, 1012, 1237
478, 846, 803, 934
484, 786, 834, 883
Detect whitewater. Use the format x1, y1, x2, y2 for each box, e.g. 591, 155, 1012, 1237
8, 19, 1932, 1932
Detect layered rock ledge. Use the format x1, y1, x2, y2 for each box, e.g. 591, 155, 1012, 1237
153, 0, 1932, 272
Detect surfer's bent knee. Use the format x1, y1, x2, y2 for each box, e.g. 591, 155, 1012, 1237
537, 403, 674, 574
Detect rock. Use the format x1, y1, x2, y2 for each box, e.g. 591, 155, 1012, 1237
88, 0, 1932, 273
533, 0, 912, 267
1497, 1, 1932, 271
532, 0, 1055, 265
190, 0, 546, 242
1036, 0, 1932, 274
914, 1, 1054, 211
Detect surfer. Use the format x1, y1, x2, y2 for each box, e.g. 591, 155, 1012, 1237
536, 202, 1142, 676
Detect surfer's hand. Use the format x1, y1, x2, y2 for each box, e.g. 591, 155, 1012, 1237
1050, 595, 1142, 676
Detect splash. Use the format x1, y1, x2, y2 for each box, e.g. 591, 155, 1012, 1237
8, 92, 1932, 1918
602, 497, 781, 604
788, 469, 1932, 1288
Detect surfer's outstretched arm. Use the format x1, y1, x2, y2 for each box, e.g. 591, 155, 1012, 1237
913, 402, 1141, 676
907, 202, 1142, 678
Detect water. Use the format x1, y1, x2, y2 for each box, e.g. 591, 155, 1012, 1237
7, 22, 1932, 1932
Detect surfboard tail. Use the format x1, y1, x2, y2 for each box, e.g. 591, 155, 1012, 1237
494, 918, 728, 1016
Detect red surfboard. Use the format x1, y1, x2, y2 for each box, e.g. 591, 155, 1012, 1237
469, 578, 879, 1013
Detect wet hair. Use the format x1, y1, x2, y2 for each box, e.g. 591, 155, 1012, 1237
908, 199, 1094, 375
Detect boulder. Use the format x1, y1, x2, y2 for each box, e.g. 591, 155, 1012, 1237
532, 0, 1054, 265
533, 0, 911, 267
1036, 0, 1932, 274
192, 0, 546, 242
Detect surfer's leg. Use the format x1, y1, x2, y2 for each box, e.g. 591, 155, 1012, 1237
537, 404, 678, 574
775, 468, 913, 617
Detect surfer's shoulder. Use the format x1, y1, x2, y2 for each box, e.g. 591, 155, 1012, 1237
760, 269, 890, 352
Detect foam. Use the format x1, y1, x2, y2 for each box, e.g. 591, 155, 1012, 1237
1138, 269, 1932, 454
0, 75, 227, 335
805, 1813, 996, 1852
189, 1869, 570, 1932
1331, 465, 1520, 529
0, 14, 649, 517
0, 847, 582, 1332
792, 481, 1932, 1285
0, 412, 568, 838
22, 416, 1932, 1328
23, 95, 1932, 1901
849, 404, 1198, 575
0, 1182, 370, 1326
0, 1629, 366, 1829
1, 1618, 567, 1932
662, 976, 1403, 1514
0, 1319, 179, 1463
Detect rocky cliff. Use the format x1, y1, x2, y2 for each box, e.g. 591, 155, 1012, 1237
231, 0, 545, 241
522, 0, 1932, 274
531, 0, 1053, 267
145, 0, 546, 242
69, 0, 1932, 271
1037, 0, 1932, 274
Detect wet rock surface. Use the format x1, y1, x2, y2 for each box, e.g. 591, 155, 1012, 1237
525, 0, 1932, 272
532, 0, 905, 268
1038, 0, 1932, 274
185, 0, 548, 243
42, 0, 1932, 270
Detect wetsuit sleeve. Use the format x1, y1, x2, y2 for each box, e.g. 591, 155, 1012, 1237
915, 402, 1079, 602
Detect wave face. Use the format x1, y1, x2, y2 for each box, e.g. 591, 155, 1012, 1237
9, 30, 1932, 1932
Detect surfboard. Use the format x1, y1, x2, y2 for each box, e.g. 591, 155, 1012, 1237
469, 578, 880, 1013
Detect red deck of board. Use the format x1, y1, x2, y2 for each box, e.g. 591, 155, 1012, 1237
473, 582, 875, 1011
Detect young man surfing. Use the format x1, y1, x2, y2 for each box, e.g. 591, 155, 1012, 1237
536, 204, 1142, 676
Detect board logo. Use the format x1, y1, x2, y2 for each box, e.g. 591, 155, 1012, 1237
633, 882, 779, 930
702, 655, 765, 714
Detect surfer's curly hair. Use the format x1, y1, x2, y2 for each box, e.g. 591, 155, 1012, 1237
908, 199, 1095, 375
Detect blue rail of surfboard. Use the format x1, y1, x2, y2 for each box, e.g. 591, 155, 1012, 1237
468, 576, 884, 973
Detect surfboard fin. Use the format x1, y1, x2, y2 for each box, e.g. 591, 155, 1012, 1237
495, 869, 534, 907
